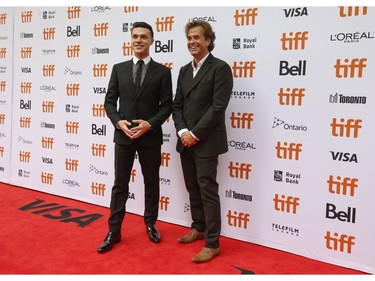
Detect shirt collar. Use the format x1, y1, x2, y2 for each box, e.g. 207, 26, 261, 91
191, 53, 210, 71
133, 56, 151, 65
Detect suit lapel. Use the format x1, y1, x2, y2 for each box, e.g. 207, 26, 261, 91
185, 53, 214, 96
136, 59, 157, 98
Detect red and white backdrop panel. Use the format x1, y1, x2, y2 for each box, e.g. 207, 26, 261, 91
0, 6, 374, 273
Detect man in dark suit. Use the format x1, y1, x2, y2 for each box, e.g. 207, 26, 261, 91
97, 22, 172, 253
172, 20, 233, 263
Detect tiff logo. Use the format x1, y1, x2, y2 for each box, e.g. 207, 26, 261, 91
41, 172, 53, 185
21, 11, 32, 23
65, 121, 79, 134
42, 101, 55, 113
161, 152, 170, 167
65, 158, 79, 171
124, 7, 138, 13
19, 116, 31, 128
43, 27, 55, 40
42, 65, 55, 76
19, 151, 31, 162
21, 82, 32, 93
0, 13, 6, 25
66, 83, 80, 96
41, 136, 54, 149
122, 42, 134, 56
0, 81, 6, 92
230, 112, 254, 129
21, 47, 32, 58
325, 231, 355, 254
92, 104, 106, 117
155, 16, 174, 32
228, 161, 252, 180
273, 194, 300, 214
339, 6, 367, 17
0, 146, 4, 157
330, 118, 362, 138
93, 64, 108, 77
275, 142, 302, 160
278, 88, 305, 106
0, 48, 6, 59
67, 6, 81, 19
93, 23, 109, 36
159, 196, 170, 211
227, 210, 250, 229
234, 8, 258, 26
91, 182, 106, 196
281, 31, 308, 50
0, 114, 5, 124
327, 175, 358, 197
91, 143, 106, 157
67, 45, 80, 58
334, 58, 367, 78
232, 61, 256, 78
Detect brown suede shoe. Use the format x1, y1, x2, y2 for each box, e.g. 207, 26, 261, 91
177, 229, 204, 244
192, 247, 221, 263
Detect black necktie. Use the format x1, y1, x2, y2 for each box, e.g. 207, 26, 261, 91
135, 59, 143, 92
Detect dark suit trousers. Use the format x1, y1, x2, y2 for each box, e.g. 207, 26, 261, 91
180, 148, 221, 248
108, 142, 161, 233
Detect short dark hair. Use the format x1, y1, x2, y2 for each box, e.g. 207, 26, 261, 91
185, 20, 216, 52
132, 22, 154, 38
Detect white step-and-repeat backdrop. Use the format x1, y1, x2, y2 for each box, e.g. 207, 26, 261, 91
0, 6, 374, 273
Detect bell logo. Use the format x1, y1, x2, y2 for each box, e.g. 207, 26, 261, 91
122, 42, 134, 56
0, 81, 6, 92
334, 58, 367, 78
21, 82, 32, 94
0, 13, 6, 25
92, 104, 106, 117
93, 64, 108, 77
42, 101, 55, 113
67, 6, 81, 19
124, 6, 138, 13
91, 143, 106, 157
273, 194, 300, 214
41, 137, 54, 149
230, 112, 254, 129
19, 116, 31, 128
91, 182, 106, 196
21, 47, 32, 58
227, 210, 250, 229
94, 23, 109, 36
161, 152, 170, 167
43, 27, 55, 40
281, 31, 308, 50
234, 8, 258, 26
41, 172, 53, 185
278, 88, 305, 106
65, 121, 79, 134
339, 6, 367, 17
67, 45, 81, 58
155, 16, 174, 32
21, 11, 32, 23
0, 114, 5, 124
232, 61, 256, 78
275, 141, 302, 160
324, 231, 355, 254
65, 158, 79, 171
327, 175, 358, 196
159, 196, 170, 211
0, 146, 4, 157
228, 161, 252, 180
42, 65, 55, 76
19, 151, 31, 163
66, 83, 80, 96
330, 118, 362, 138
0, 48, 6, 59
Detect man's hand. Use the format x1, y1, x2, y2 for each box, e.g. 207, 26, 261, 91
129, 119, 151, 139
181, 131, 198, 147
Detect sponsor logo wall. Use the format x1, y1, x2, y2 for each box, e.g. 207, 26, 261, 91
0, 6, 374, 273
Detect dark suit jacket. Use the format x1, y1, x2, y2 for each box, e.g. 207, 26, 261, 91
104, 58, 172, 146
172, 53, 233, 157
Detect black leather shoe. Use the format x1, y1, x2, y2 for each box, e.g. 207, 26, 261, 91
97, 232, 121, 253
146, 225, 160, 243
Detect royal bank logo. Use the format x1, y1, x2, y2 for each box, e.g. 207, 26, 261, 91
162, 133, 171, 143
18, 169, 30, 178
274, 170, 301, 184
65, 104, 79, 113
233, 37, 257, 49
272, 117, 307, 131
122, 22, 133, 32
42, 10, 56, 20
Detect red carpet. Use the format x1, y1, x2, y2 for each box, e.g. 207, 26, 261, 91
0, 182, 366, 274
